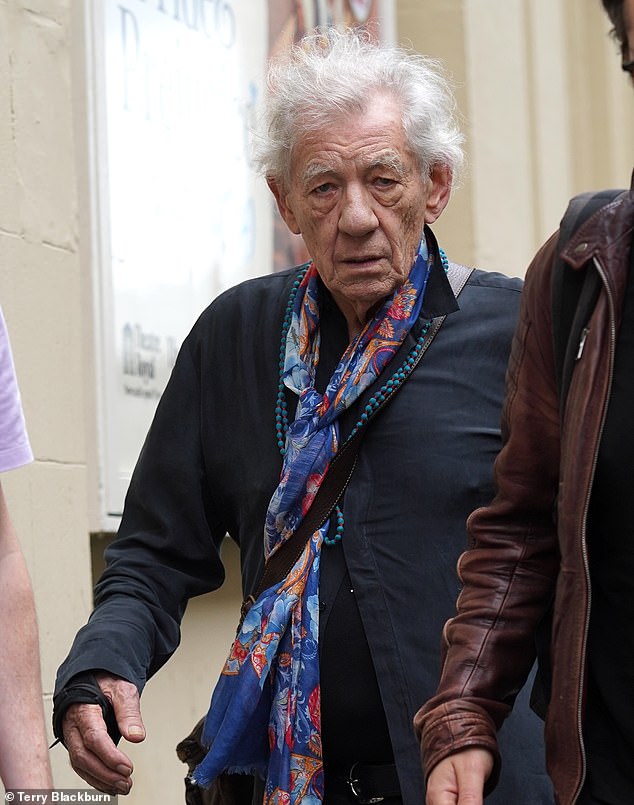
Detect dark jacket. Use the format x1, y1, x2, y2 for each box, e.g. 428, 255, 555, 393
416, 186, 634, 805
56, 246, 551, 804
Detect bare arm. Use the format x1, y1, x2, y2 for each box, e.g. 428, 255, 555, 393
0, 481, 52, 788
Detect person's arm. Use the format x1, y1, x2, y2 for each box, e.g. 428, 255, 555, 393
54, 276, 287, 793
53, 327, 229, 793
415, 235, 563, 803
0, 481, 53, 789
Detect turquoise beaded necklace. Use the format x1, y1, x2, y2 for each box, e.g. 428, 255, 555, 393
275, 248, 449, 546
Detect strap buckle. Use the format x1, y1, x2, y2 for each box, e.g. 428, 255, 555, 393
347, 763, 385, 804
237, 594, 256, 632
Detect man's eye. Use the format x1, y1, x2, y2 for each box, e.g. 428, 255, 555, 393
375, 177, 396, 188
313, 183, 334, 194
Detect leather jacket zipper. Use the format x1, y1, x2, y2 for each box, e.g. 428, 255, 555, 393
576, 328, 589, 360
571, 255, 617, 801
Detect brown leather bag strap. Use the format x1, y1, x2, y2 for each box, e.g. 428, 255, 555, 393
239, 262, 474, 626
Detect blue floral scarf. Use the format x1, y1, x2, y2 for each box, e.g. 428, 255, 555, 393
193, 237, 434, 804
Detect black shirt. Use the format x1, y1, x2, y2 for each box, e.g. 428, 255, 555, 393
585, 240, 634, 804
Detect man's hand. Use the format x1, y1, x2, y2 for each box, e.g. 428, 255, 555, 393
425, 748, 494, 805
62, 672, 146, 795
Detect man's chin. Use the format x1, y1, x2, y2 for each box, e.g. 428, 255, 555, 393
343, 272, 405, 298
338, 279, 403, 312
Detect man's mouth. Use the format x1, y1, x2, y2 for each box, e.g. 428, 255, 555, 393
340, 255, 385, 266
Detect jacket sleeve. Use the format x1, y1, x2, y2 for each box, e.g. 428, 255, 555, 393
54, 328, 228, 695
414, 234, 563, 791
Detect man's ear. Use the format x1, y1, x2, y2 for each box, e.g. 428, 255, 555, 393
424, 165, 452, 224
267, 176, 301, 235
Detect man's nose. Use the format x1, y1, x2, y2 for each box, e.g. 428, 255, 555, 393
338, 186, 379, 236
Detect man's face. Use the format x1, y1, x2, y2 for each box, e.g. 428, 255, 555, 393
268, 94, 451, 333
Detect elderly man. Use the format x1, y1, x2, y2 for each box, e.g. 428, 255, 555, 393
418, 2, 634, 805
53, 29, 550, 805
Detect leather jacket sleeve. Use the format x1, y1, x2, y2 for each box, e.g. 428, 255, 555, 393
414, 234, 562, 791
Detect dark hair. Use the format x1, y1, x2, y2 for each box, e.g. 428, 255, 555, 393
602, 0, 627, 54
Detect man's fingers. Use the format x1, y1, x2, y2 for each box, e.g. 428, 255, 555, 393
67, 763, 131, 797
61, 674, 144, 793
63, 703, 134, 794
95, 673, 146, 743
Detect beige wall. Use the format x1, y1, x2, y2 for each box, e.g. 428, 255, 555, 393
400, 0, 634, 276
0, 0, 93, 792
1, 0, 633, 801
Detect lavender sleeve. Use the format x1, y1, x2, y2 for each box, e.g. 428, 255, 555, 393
0, 307, 33, 472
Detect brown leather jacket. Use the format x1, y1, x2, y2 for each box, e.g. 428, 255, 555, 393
415, 183, 634, 805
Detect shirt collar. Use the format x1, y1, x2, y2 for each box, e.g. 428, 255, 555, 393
419, 225, 460, 321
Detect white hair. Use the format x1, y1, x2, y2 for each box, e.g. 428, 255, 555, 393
253, 28, 465, 190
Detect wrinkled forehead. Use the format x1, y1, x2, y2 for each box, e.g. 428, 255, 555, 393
289, 95, 417, 181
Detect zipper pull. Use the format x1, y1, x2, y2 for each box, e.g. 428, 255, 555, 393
576, 327, 589, 360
